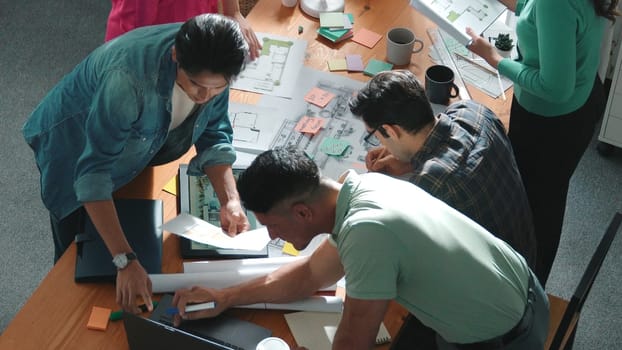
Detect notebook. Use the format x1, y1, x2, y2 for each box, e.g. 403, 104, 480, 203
123, 294, 272, 350
74, 198, 163, 282
284, 311, 391, 349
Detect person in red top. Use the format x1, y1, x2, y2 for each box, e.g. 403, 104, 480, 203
105, 0, 261, 60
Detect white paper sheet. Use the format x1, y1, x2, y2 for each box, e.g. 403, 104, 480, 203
162, 213, 270, 250
284, 311, 391, 349
231, 33, 307, 98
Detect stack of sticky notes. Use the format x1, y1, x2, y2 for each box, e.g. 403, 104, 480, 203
317, 12, 354, 43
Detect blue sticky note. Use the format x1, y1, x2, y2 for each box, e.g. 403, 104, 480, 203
319, 137, 350, 156
364, 59, 393, 77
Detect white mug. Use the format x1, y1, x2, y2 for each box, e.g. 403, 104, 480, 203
386, 27, 424, 66
256, 337, 290, 350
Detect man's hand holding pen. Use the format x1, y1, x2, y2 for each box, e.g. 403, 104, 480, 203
365, 146, 412, 176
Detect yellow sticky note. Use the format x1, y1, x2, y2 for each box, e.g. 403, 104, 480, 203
327, 58, 347, 71
163, 175, 178, 195
282, 242, 299, 256
304, 87, 336, 108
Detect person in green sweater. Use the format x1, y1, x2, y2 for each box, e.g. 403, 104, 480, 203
465, 0, 620, 286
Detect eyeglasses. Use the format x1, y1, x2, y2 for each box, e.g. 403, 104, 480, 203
363, 125, 384, 147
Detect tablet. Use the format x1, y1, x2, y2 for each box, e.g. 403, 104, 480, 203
178, 164, 268, 259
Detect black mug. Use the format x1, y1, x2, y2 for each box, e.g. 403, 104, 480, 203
425, 65, 459, 105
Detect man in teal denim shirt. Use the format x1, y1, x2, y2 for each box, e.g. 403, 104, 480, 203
23, 14, 250, 313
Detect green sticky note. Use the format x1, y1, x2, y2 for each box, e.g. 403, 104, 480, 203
317, 27, 350, 42
319, 12, 345, 28
319, 137, 350, 156
364, 59, 393, 77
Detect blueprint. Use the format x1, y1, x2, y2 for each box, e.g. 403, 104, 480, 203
229, 103, 288, 154
411, 0, 506, 45
429, 28, 512, 99
259, 67, 371, 180
231, 33, 307, 98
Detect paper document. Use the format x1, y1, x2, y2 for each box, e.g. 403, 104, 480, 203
162, 213, 270, 251
410, 0, 507, 46
229, 103, 288, 154
284, 311, 391, 349
231, 32, 307, 98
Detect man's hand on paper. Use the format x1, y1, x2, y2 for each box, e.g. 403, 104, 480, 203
172, 286, 224, 326
230, 12, 262, 61
116, 261, 153, 313
366, 146, 412, 176
220, 199, 251, 236
465, 27, 504, 70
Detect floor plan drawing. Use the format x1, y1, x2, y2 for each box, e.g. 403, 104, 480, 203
229, 103, 289, 154
411, 0, 506, 45
231, 33, 307, 99
260, 67, 371, 180
429, 28, 512, 98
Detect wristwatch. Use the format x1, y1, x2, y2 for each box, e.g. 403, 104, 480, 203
112, 252, 137, 270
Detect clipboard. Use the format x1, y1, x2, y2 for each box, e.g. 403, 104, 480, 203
177, 164, 268, 259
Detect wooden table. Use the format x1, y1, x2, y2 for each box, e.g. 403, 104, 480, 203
0, 0, 510, 349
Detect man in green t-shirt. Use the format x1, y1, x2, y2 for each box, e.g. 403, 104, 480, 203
170, 148, 549, 349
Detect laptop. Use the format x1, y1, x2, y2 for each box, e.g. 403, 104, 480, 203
177, 164, 268, 259
124, 294, 272, 350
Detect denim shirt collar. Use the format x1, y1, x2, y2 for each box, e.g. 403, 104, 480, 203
157, 47, 176, 112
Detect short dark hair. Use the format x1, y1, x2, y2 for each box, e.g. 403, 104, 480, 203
349, 70, 435, 133
237, 148, 320, 213
175, 14, 248, 80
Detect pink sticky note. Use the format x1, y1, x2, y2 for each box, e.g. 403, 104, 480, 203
345, 54, 364, 72
352, 28, 382, 48
295, 116, 327, 134
304, 87, 336, 108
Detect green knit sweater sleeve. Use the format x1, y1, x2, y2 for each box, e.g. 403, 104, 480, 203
498, 0, 577, 102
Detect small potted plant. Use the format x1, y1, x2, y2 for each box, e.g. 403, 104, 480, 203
494, 33, 514, 58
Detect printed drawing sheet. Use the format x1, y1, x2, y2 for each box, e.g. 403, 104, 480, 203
428, 28, 512, 98
229, 103, 289, 154
259, 66, 370, 180
231, 33, 307, 98
411, 0, 507, 45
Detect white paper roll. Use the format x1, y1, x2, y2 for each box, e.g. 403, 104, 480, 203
150, 271, 337, 293
183, 256, 303, 273
235, 295, 343, 313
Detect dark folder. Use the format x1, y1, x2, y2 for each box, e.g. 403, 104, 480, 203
74, 198, 163, 282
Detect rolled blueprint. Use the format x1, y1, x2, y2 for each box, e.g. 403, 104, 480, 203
183, 256, 303, 273
234, 295, 343, 313
150, 271, 263, 293
150, 269, 336, 293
